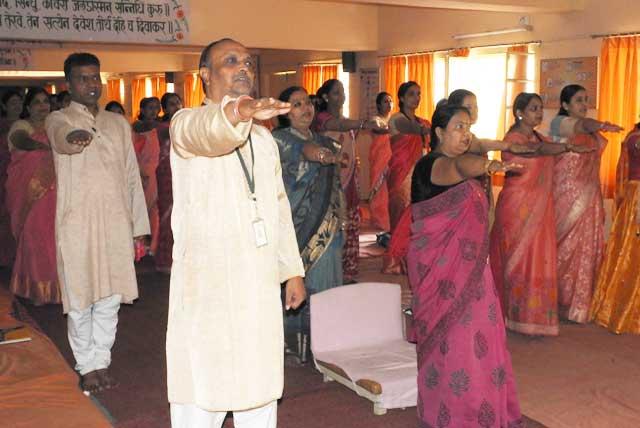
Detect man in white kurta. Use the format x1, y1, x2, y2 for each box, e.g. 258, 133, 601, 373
45, 53, 149, 393
166, 39, 306, 428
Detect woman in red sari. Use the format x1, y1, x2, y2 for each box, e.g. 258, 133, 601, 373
313, 79, 383, 282
154, 92, 182, 273
491, 93, 594, 336
408, 103, 523, 427
6, 87, 60, 304
382, 81, 430, 273
387, 81, 430, 230
549, 84, 623, 323
368, 92, 393, 231
0, 89, 23, 267
132, 97, 161, 256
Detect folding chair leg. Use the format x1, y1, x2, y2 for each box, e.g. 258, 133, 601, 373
373, 403, 387, 416
300, 334, 308, 364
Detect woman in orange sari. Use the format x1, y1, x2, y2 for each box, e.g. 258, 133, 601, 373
387, 82, 430, 231
5, 87, 60, 304
550, 84, 623, 323
132, 97, 161, 256
491, 93, 594, 336
0, 89, 23, 267
368, 92, 393, 231
382, 81, 430, 273
590, 123, 640, 334
313, 79, 384, 282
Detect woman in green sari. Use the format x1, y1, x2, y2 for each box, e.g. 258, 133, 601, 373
272, 86, 345, 364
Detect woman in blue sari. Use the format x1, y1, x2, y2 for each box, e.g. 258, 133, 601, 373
272, 86, 345, 364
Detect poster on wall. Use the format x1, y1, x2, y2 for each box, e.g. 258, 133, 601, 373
540, 57, 597, 109
359, 67, 379, 120
0, 47, 32, 69
0, 0, 190, 44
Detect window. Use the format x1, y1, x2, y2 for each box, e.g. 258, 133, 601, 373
338, 64, 350, 118
433, 55, 447, 105
434, 44, 538, 141
449, 53, 508, 140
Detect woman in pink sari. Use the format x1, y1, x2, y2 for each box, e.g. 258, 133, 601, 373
368, 92, 393, 231
408, 103, 523, 427
6, 87, 60, 304
491, 93, 595, 336
154, 92, 182, 273
549, 84, 623, 323
0, 89, 23, 267
132, 97, 161, 256
313, 79, 384, 282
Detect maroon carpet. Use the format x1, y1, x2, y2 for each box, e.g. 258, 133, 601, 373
13, 259, 545, 428
17, 264, 419, 427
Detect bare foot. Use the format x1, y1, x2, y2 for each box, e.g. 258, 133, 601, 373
80, 370, 103, 394
96, 368, 119, 390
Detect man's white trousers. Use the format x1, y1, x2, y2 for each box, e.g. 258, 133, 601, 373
67, 294, 122, 375
170, 401, 277, 428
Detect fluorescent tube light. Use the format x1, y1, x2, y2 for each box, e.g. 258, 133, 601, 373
452, 25, 533, 40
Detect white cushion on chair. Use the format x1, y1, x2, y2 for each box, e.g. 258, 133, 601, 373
310, 282, 417, 410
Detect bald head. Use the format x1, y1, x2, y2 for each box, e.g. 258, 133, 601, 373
199, 38, 237, 69
199, 38, 255, 103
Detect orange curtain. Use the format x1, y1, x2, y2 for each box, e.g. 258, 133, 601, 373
150, 76, 166, 98
183, 73, 205, 108
106, 78, 123, 104
131, 78, 146, 120
451, 48, 470, 58
301, 64, 339, 94
322, 65, 338, 82
407, 53, 435, 120
301, 65, 324, 95
383, 56, 407, 113
598, 36, 640, 198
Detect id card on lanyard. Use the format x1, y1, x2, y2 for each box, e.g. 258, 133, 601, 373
236, 135, 268, 248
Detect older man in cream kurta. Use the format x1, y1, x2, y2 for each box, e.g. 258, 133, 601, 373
45, 52, 149, 394
167, 39, 305, 428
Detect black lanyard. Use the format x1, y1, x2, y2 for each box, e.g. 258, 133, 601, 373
235, 135, 255, 199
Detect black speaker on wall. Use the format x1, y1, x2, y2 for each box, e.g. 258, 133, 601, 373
342, 52, 356, 73
165, 72, 175, 83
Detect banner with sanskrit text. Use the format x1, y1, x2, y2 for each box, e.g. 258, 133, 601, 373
0, 0, 190, 44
